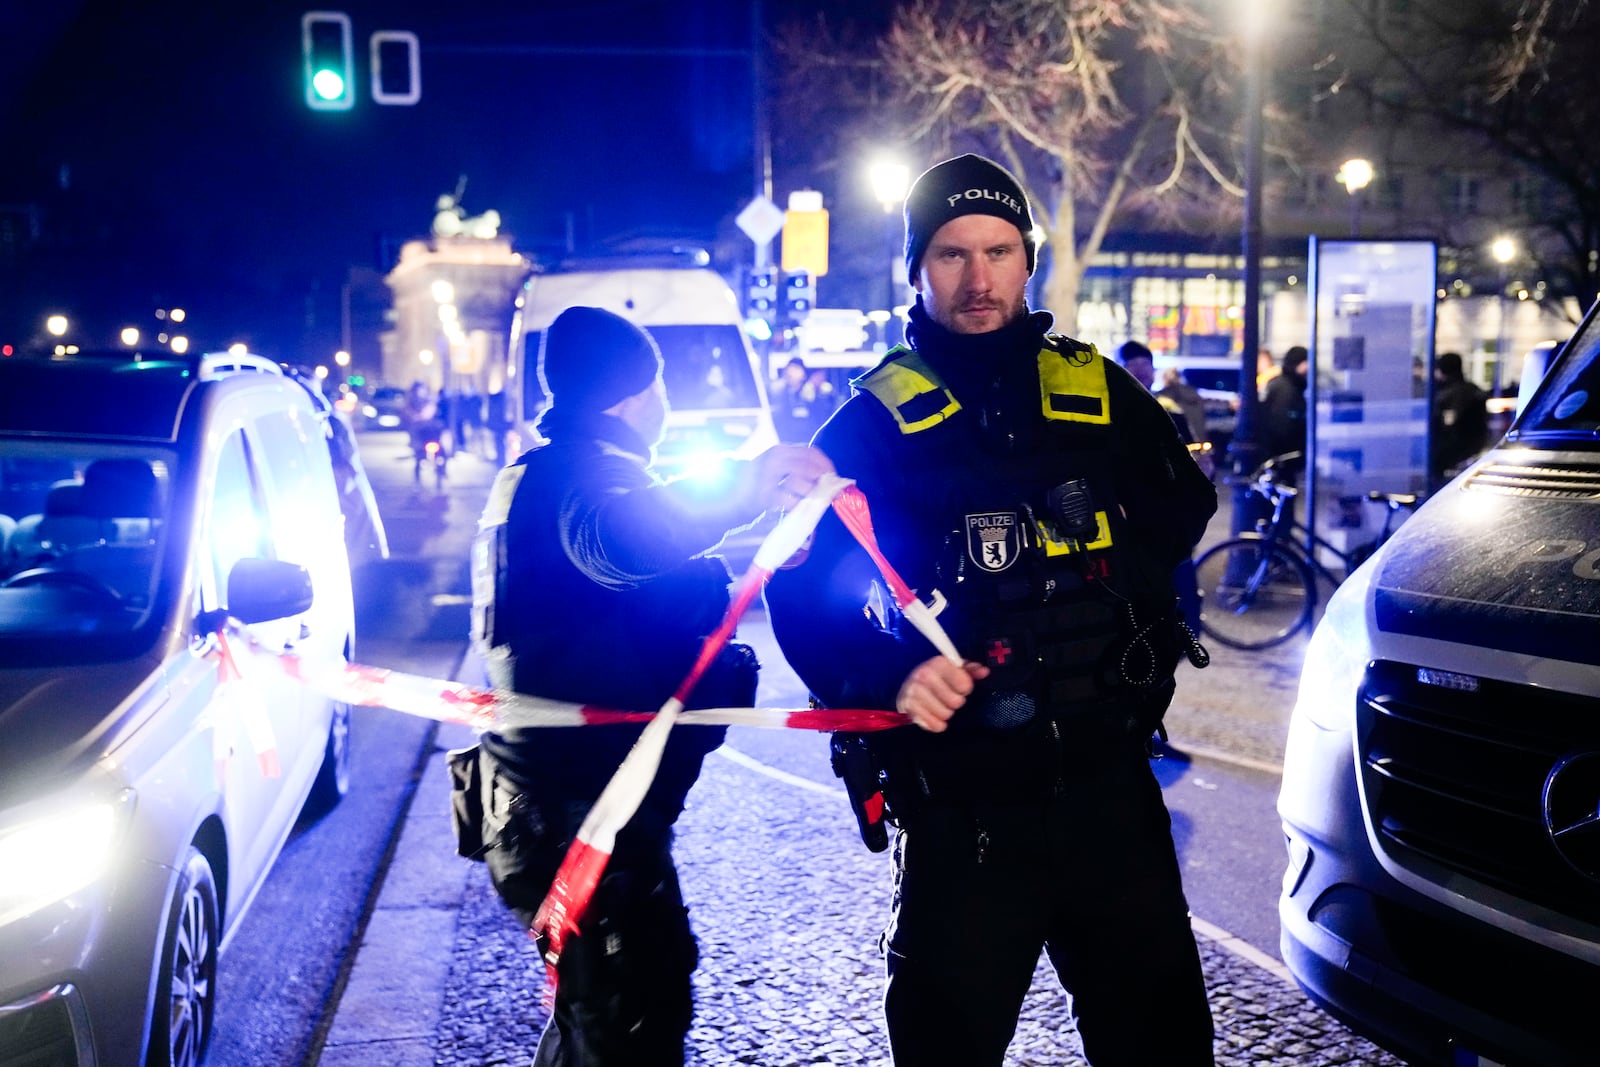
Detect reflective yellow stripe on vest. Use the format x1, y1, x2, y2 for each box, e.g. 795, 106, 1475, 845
1037, 338, 1111, 425
857, 339, 1112, 435
1033, 509, 1114, 555
854, 347, 961, 433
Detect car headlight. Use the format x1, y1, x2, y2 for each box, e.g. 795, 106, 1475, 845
1293, 571, 1375, 732
0, 791, 134, 928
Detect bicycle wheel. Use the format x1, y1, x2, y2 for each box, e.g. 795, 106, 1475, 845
1195, 537, 1316, 650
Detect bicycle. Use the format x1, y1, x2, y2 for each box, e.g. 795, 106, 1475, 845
1194, 452, 1418, 650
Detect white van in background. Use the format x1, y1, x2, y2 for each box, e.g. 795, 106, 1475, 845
1277, 307, 1600, 1065
504, 261, 778, 478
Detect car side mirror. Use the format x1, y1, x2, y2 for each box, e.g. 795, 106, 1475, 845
225, 557, 314, 624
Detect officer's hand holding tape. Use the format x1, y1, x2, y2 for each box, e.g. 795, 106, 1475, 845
895, 656, 992, 734
662, 443, 834, 559
726, 444, 835, 568
741, 444, 836, 516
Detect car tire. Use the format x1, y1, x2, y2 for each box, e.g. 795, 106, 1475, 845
307, 701, 352, 813
148, 847, 219, 1067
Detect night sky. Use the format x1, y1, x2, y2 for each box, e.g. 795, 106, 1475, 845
1, 1, 870, 360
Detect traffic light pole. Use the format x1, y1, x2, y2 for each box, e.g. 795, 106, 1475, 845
751, 0, 772, 271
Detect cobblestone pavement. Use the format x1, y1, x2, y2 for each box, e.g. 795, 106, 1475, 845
424, 729, 1403, 1067
322, 483, 1411, 1067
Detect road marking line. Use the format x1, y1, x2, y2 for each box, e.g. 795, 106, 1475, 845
713, 744, 846, 797
1166, 739, 1284, 777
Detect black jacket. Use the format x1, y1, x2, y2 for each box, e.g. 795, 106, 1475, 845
765, 304, 1216, 721
1259, 372, 1308, 463
478, 407, 753, 817
1431, 376, 1490, 477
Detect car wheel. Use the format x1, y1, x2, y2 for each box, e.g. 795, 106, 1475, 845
148, 847, 218, 1067
307, 701, 352, 813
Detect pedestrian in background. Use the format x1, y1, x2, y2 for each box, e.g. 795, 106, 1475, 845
1118, 340, 1207, 637
466, 305, 832, 1066
767, 154, 1216, 1067
1259, 345, 1309, 478
1430, 350, 1490, 483
769, 355, 836, 443
485, 389, 510, 468
1256, 346, 1279, 396
1157, 365, 1209, 450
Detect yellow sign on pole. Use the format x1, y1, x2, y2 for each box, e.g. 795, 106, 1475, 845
781, 209, 829, 277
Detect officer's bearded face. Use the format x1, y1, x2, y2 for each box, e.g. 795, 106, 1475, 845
914, 215, 1030, 335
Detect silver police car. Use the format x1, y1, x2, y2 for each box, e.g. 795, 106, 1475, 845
0, 350, 362, 1067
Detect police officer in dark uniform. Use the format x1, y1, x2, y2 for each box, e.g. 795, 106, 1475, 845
765, 155, 1217, 1066
469, 305, 832, 1066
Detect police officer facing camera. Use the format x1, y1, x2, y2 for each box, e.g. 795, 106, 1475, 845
765, 155, 1217, 1066
469, 305, 832, 1066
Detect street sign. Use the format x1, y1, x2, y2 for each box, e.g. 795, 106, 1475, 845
736, 196, 785, 245
781, 209, 829, 277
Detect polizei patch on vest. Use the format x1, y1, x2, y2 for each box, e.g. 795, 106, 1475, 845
967, 512, 1020, 572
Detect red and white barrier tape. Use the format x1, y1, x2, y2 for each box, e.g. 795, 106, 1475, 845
280, 654, 908, 733
203, 477, 961, 995
198, 630, 282, 783
832, 485, 961, 663
531, 472, 867, 978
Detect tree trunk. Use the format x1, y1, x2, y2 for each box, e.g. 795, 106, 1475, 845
1041, 227, 1083, 331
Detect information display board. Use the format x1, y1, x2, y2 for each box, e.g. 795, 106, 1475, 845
1307, 239, 1436, 563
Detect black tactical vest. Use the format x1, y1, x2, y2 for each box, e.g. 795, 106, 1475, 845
855, 337, 1175, 726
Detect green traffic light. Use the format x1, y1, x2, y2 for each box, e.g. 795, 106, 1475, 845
302, 12, 354, 111
312, 68, 346, 102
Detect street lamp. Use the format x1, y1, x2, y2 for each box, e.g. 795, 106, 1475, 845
45, 315, 68, 337
868, 157, 911, 349
868, 158, 910, 212
1336, 158, 1373, 237
1230, 0, 1275, 537
1491, 235, 1516, 398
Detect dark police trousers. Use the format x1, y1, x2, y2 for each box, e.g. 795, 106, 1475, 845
486, 793, 697, 1067
880, 735, 1215, 1066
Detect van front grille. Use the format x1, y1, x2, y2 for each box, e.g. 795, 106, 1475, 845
1357, 660, 1600, 928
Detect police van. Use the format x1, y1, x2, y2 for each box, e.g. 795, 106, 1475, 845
504, 259, 778, 478
1277, 307, 1600, 1065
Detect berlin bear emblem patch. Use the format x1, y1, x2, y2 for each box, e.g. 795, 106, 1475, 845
967, 512, 1020, 572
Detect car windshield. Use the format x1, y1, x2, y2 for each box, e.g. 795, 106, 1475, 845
1514, 324, 1600, 442
651, 324, 763, 411
0, 442, 175, 640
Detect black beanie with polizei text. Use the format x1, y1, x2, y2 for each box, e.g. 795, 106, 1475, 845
903, 154, 1037, 279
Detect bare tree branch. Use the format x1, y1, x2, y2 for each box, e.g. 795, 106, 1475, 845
874, 0, 1239, 325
